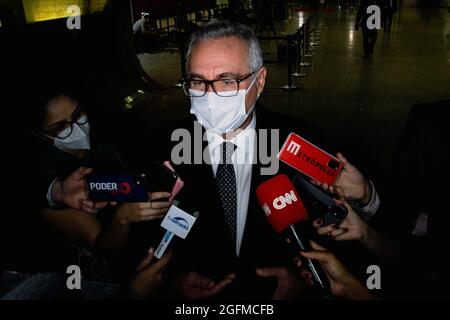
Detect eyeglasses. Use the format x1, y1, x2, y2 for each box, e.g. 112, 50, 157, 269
42, 105, 88, 139
182, 72, 255, 97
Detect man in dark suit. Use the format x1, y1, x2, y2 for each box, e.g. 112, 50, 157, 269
155, 106, 321, 299
355, 0, 381, 58
145, 20, 375, 299
387, 99, 450, 298
382, 0, 398, 33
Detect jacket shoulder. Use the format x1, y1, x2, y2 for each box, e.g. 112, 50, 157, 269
408, 100, 450, 125
256, 105, 325, 146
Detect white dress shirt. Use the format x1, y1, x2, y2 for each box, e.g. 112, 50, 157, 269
206, 113, 256, 257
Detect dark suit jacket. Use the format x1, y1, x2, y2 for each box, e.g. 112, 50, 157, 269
136, 104, 329, 299
392, 100, 450, 236
387, 99, 450, 298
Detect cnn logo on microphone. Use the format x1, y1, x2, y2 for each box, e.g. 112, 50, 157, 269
256, 174, 308, 233
262, 190, 298, 216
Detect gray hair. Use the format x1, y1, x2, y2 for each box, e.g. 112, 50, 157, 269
185, 20, 263, 75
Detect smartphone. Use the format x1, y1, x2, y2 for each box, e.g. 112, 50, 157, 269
86, 173, 149, 202
292, 175, 348, 226
278, 133, 344, 185
146, 161, 184, 201
162, 161, 184, 201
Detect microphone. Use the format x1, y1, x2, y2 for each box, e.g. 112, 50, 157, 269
154, 200, 199, 259
256, 174, 332, 299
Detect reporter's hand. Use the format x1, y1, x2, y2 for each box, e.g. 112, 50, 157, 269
174, 271, 235, 300
299, 241, 374, 299
129, 248, 172, 298
256, 266, 305, 300
313, 200, 369, 242
51, 167, 112, 213
117, 192, 172, 224
311, 153, 371, 204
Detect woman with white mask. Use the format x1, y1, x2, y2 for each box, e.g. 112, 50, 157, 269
30, 92, 173, 282
32, 94, 91, 159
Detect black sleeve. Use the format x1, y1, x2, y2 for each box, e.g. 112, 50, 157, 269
377, 100, 450, 238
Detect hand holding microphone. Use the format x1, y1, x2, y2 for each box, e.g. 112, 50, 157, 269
298, 241, 375, 300
129, 247, 172, 298
152, 202, 234, 300
256, 174, 332, 299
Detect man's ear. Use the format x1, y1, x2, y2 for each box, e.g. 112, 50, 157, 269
256, 67, 267, 96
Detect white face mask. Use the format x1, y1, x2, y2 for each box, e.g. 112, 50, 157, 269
54, 118, 91, 152
190, 76, 258, 134
77, 115, 90, 136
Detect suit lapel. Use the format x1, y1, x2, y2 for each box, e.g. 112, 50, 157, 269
185, 125, 237, 264
239, 106, 278, 261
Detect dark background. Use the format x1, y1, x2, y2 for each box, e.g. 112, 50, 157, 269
0, 0, 449, 274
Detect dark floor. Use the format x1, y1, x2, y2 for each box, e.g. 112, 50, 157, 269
136, 3, 449, 182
